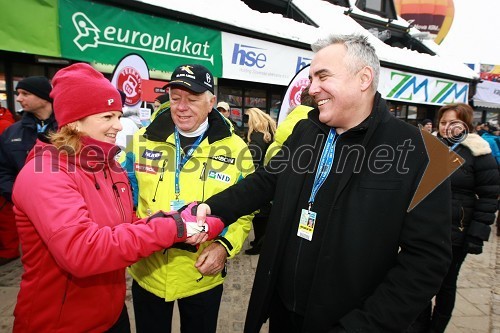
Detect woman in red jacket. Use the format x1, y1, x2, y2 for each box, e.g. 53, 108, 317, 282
11, 63, 222, 333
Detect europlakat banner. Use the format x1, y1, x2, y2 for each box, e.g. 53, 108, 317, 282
379, 67, 469, 106
59, 0, 222, 75
221, 32, 314, 86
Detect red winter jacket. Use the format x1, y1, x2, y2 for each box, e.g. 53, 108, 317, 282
12, 137, 186, 332
0, 107, 15, 134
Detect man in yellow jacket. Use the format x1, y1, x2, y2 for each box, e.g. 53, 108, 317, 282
122, 64, 254, 333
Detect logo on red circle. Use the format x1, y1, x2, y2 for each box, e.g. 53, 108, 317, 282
117, 66, 142, 106
289, 78, 310, 108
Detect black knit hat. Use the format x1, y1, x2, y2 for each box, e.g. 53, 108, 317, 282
16, 76, 53, 102
155, 93, 170, 104
421, 119, 432, 126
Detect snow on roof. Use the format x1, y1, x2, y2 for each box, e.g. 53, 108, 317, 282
137, 0, 477, 80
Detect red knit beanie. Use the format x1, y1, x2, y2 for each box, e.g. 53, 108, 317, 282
50, 63, 122, 128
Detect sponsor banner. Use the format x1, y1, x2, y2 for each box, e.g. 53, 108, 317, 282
474, 80, 500, 108
277, 65, 310, 125
1, 0, 59, 57
111, 54, 149, 109
59, 0, 222, 75
221, 32, 314, 86
379, 67, 469, 106
142, 79, 168, 102
479, 64, 500, 82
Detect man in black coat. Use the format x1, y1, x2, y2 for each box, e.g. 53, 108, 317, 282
196, 34, 453, 332
0, 76, 57, 265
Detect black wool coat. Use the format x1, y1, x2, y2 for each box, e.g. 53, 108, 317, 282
207, 94, 452, 332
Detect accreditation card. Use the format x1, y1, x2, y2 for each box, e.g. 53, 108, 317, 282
297, 209, 316, 241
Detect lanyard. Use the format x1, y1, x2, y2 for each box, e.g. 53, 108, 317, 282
308, 128, 339, 210
173, 126, 207, 199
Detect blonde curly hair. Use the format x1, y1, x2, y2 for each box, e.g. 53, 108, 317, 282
246, 108, 276, 143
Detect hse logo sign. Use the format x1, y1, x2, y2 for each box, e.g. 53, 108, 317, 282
296, 56, 312, 73
232, 44, 267, 68
208, 170, 231, 183
70, 12, 214, 64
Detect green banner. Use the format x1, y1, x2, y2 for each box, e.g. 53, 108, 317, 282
59, 0, 222, 75
0, 0, 59, 56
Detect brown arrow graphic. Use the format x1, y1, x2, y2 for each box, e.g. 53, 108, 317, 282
407, 127, 465, 212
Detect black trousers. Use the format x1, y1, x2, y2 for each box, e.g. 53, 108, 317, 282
132, 280, 223, 333
268, 292, 304, 333
431, 246, 467, 328
106, 304, 130, 333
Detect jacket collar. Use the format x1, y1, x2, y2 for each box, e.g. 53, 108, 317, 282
144, 107, 232, 143
29, 136, 120, 172
307, 92, 388, 142
21, 111, 56, 129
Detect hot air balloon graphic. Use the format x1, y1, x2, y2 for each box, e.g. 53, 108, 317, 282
394, 0, 455, 44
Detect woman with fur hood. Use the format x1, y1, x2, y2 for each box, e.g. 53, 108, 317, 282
414, 103, 499, 333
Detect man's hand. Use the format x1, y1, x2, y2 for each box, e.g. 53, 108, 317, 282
196, 203, 212, 226
185, 232, 208, 246
195, 242, 227, 276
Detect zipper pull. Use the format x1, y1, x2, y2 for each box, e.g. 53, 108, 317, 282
199, 162, 207, 180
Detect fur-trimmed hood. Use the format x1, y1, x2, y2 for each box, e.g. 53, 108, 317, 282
461, 133, 492, 156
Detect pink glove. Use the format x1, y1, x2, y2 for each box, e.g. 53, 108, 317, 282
179, 202, 225, 240
146, 210, 187, 241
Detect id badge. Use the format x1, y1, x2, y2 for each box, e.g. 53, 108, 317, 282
170, 199, 185, 211
297, 209, 316, 241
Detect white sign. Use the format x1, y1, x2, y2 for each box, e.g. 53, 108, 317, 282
474, 80, 500, 107
277, 64, 310, 125
111, 53, 150, 109
379, 67, 469, 106
221, 32, 314, 86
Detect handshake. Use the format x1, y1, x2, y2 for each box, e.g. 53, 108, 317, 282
147, 202, 224, 242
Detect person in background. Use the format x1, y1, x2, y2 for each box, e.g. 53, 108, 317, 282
244, 107, 276, 255
0, 76, 57, 266
195, 34, 453, 332
0, 106, 16, 134
217, 101, 243, 138
421, 118, 433, 133
11, 63, 223, 333
264, 85, 316, 164
116, 90, 139, 153
413, 103, 499, 333
478, 124, 500, 164
124, 64, 254, 333
151, 93, 170, 121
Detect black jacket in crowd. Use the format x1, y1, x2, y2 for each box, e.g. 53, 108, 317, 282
443, 133, 499, 253
0, 112, 57, 201
206, 93, 453, 332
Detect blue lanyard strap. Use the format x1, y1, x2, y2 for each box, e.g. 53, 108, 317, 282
308, 128, 339, 209
174, 126, 207, 198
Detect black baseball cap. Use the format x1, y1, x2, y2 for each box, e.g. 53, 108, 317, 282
168, 64, 214, 94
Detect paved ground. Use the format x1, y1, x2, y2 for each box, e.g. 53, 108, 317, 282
1, 229, 498, 333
